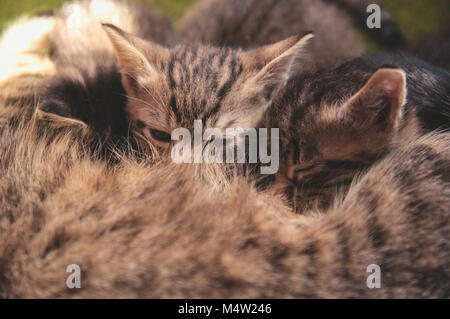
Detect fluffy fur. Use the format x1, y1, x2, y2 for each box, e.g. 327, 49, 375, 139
0, 106, 448, 297
0, 0, 448, 299
38, 23, 314, 159
0, 0, 176, 154
271, 54, 450, 211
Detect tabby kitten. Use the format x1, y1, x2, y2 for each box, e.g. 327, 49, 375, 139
29, 0, 176, 149
272, 54, 450, 211
179, 0, 404, 69
2, 105, 449, 297
39, 23, 314, 159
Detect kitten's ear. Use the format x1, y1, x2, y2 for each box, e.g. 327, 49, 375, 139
241, 33, 314, 101
36, 105, 88, 129
102, 24, 168, 95
342, 68, 407, 132
36, 74, 90, 129
241, 33, 314, 70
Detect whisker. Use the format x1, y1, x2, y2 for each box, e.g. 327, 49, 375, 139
124, 71, 166, 108
122, 94, 156, 109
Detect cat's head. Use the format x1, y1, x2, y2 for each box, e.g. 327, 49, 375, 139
275, 66, 407, 209
102, 24, 313, 156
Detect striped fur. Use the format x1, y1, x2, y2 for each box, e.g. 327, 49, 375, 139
1, 105, 448, 297
271, 54, 450, 211
0, 2, 448, 299
0, 0, 176, 154
31, 2, 312, 158
97, 25, 313, 155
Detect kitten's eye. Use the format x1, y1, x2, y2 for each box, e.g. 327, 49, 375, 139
150, 129, 172, 143
295, 163, 316, 173
136, 120, 147, 129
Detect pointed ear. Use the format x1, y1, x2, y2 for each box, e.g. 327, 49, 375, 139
342, 68, 407, 132
240, 33, 314, 70
241, 33, 314, 101
102, 23, 168, 95
36, 73, 89, 129
35, 106, 88, 129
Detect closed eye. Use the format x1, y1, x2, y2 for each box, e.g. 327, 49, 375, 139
295, 164, 316, 173
136, 120, 147, 129
150, 129, 172, 142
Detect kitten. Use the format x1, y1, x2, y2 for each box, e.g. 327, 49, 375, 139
2, 2, 448, 299
36, 22, 449, 209
6, 0, 177, 150
38, 23, 314, 159
1, 106, 448, 297
179, 0, 405, 69
0, 0, 175, 104
271, 54, 450, 211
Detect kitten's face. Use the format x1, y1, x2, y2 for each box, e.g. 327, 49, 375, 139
103, 24, 313, 156
275, 67, 407, 209
118, 46, 255, 151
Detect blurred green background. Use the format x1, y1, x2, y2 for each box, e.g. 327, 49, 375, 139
0, 0, 449, 48
0, 0, 195, 29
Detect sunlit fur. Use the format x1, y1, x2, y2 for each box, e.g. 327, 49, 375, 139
0, 0, 175, 154
49, 0, 175, 69
0, 16, 56, 84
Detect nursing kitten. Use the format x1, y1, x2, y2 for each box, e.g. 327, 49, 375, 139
271, 54, 450, 211
1, 106, 449, 298
1, 16, 448, 298
0, 0, 176, 159
39, 23, 314, 159
179, 0, 404, 69
19, 0, 177, 150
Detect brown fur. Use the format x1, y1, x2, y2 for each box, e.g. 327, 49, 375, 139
24, 5, 314, 157
270, 54, 450, 212
92, 25, 313, 156
1, 104, 448, 297
1, 52, 447, 297
0, 0, 448, 299
0, 1, 176, 155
